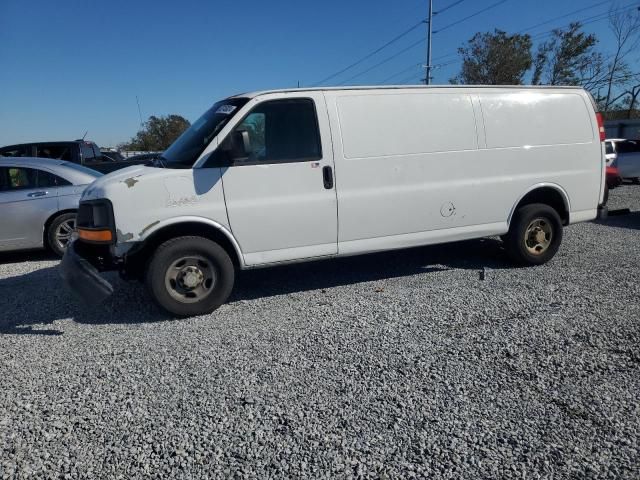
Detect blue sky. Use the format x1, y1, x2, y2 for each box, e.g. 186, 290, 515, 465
1, 0, 637, 146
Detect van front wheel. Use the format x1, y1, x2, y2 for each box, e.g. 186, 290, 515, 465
504, 204, 563, 266
146, 236, 235, 317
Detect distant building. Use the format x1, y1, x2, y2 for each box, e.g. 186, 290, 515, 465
605, 119, 640, 140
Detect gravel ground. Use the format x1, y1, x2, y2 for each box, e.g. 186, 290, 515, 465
1, 185, 639, 479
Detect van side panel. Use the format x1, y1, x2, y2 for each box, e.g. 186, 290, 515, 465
477, 91, 601, 221
338, 93, 477, 158
329, 90, 494, 248
327, 88, 601, 256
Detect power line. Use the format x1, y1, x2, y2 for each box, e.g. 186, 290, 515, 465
379, 63, 422, 84
338, 36, 426, 85
434, 0, 468, 16
317, 0, 638, 87
531, 2, 640, 40
431, 2, 638, 70
312, 20, 425, 86
313, 0, 474, 86
519, 0, 614, 33
398, 72, 423, 84
434, 0, 509, 34
314, 0, 504, 86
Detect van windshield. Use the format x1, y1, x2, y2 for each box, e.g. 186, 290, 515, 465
162, 98, 249, 168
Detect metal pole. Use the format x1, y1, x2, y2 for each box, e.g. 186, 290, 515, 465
135, 95, 144, 127
425, 0, 433, 85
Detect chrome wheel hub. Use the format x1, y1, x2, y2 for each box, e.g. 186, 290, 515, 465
55, 218, 75, 250
524, 218, 552, 255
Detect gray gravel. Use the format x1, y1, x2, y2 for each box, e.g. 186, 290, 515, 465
1, 185, 639, 479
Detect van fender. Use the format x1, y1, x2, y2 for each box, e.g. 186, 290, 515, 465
507, 183, 571, 227
137, 216, 246, 268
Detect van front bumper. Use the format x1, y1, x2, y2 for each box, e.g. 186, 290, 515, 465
60, 241, 114, 304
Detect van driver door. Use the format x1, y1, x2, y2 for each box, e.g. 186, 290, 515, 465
219, 93, 338, 266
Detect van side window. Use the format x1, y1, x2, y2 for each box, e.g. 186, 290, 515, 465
230, 99, 322, 164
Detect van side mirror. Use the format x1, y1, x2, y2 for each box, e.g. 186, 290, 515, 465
219, 130, 252, 162
233, 130, 252, 158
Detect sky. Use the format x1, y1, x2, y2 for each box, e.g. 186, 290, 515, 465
1, 0, 638, 147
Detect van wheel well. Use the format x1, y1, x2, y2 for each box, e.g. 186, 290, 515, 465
43, 209, 77, 246
513, 187, 569, 226
124, 222, 241, 280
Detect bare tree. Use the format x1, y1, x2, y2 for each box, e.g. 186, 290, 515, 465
602, 5, 640, 112
624, 84, 640, 118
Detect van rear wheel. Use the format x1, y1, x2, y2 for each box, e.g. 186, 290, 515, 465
146, 236, 235, 317
503, 204, 563, 266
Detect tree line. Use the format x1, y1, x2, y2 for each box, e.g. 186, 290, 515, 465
451, 7, 640, 119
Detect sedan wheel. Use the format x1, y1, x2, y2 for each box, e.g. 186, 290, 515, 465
48, 213, 77, 257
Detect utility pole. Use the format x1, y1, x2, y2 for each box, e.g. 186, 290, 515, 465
135, 95, 144, 127
424, 0, 433, 85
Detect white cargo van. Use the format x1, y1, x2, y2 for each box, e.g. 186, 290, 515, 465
61, 86, 607, 316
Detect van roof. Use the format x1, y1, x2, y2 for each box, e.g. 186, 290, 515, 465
231, 84, 586, 99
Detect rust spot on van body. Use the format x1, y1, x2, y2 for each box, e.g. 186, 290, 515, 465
124, 177, 139, 188
116, 229, 134, 242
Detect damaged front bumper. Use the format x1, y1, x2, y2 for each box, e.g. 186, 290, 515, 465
60, 241, 114, 304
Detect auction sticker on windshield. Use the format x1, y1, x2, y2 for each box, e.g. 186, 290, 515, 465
216, 105, 237, 115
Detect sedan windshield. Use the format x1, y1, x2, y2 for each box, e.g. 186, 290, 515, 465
162, 98, 249, 168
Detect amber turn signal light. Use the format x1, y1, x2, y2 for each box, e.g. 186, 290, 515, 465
77, 228, 113, 242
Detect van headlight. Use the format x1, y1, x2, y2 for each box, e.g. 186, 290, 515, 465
76, 199, 116, 244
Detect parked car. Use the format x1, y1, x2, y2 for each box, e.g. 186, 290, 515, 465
100, 150, 125, 162
61, 85, 607, 317
0, 157, 101, 256
0, 141, 147, 174
605, 138, 640, 183
606, 165, 622, 189
124, 152, 163, 164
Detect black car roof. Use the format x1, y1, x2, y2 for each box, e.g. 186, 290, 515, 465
0, 140, 94, 149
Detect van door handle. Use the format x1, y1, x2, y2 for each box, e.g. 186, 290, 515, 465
322, 166, 334, 189
27, 191, 48, 198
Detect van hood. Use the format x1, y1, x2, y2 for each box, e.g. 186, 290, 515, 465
82, 165, 162, 200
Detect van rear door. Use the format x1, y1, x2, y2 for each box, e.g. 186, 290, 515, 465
221, 93, 338, 265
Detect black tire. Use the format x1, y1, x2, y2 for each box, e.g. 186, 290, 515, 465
503, 203, 563, 266
145, 236, 234, 317
47, 212, 76, 257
